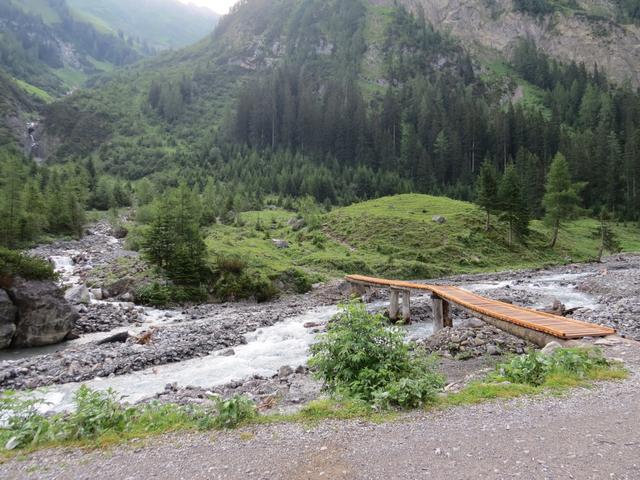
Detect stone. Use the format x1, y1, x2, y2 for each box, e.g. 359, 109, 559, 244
96, 331, 130, 345
90, 288, 103, 300
64, 285, 90, 305
278, 365, 294, 379
9, 279, 77, 348
219, 348, 236, 356
486, 344, 500, 355
0, 289, 17, 349
287, 218, 306, 231
541, 341, 563, 356
272, 239, 289, 249
120, 292, 134, 302
432, 215, 447, 224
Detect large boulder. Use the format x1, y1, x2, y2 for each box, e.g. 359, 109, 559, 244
64, 285, 90, 305
9, 279, 77, 348
0, 290, 17, 349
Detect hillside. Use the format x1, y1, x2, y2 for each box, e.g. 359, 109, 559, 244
0, 0, 141, 96
66, 0, 219, 51
189, 194, 640, 288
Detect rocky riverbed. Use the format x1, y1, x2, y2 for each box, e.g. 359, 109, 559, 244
1, 221, 638, 413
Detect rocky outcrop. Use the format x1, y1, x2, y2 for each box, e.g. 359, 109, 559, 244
1, 279, 77, 349
0, 290, 17, 349
387, 0, 640, 87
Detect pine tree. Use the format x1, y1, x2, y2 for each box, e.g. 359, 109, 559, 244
542, 153, 584, 248
475, 159, 499, 230
143, 184, 208, 286
595, 207, 621, 262
498, 164, 529, 247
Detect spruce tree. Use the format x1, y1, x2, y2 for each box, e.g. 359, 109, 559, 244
475, 159, 499, 230
542, 153, 583, 248
498, 164, 529, 247
595, 207, 621, 262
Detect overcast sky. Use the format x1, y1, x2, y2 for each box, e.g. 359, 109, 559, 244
178, 0, 239, 15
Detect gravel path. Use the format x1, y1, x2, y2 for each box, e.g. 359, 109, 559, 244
2, 337, 639, 480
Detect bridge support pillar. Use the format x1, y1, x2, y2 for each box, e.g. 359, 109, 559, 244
389, 289, 399, 321
389, 288, 411, 323
402, 289, 411, 323
432, 294, 452, 331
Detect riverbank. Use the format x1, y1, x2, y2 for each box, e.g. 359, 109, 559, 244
1, 335, 638, 479
1, 220, 638, 414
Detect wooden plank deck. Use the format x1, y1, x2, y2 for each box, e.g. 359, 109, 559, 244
345, 274, 616, 340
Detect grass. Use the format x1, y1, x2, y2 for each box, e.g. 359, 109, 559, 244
13, 79, 54, 103
205, 194, 640, 287
483, 60, 551, 119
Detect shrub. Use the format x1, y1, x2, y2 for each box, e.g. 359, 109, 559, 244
213, 271, 278, 302
309, 301, 444, 408
216, 255, 247, 274
495, 348, 611, 386
212, 394, 257, 429
1, 388, 257, 451
136, 282, 207, 306
0, 248, 56, 283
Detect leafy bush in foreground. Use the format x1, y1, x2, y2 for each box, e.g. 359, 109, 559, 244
0, 387, 256, 451
309, 301, 444, 408
495, 348, 611, 386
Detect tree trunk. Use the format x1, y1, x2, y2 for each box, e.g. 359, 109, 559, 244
549, 219, 559, 248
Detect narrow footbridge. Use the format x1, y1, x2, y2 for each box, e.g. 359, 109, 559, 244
345, 274, 615, 346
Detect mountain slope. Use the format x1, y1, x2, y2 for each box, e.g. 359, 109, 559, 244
20, 0, 640, 221
66, 0, 219, 51
0, 0, 141, 96
396, 0, 640, 87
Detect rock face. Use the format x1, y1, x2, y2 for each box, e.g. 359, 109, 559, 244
0, 290, 17, 349
386, 0, 640, 87
7, 279, 77, 348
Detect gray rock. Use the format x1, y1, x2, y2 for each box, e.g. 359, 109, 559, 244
541, 341, 563, 356
432, 215, 447, 224
287, 218, 306, 231
90, 288, 103, 300
0, 290, 17, 349
64, 285, 90, 305
272, 239, 289, 249
120, 292, 134, 302
278, 365, 294, 379
9, 279, 77, 347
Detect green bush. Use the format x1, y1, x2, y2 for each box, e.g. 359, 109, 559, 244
1, 388, 257, 451
213, 272, 278, 302
495, 348, 610, 386
309, 301, 444, 408
276, 268, 313, 294
0, 248, 56, 282
135, 282, 207, 306
212, 394, 257, 429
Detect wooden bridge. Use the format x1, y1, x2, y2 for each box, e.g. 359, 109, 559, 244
345, 274, 616, 346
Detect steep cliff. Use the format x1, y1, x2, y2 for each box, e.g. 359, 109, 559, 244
386, 0, 640, 86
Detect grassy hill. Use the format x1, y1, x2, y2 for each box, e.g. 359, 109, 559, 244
197, 194, 640, 287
